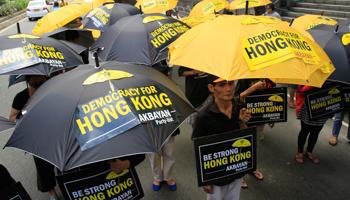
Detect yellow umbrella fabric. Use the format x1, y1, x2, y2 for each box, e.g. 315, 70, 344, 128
135, 0, 178, 14
180, 15, 216, 27
189, 0, 217, 17
229, 0, 272, 10
291, 15, 338, 30
32, 4, 91, 35
208, 0, 229, 11
169, 15, 334, 87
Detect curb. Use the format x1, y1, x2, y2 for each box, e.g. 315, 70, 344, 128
0, 10, 27, 31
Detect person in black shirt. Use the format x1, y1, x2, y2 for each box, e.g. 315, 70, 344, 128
192, 75, 251, 200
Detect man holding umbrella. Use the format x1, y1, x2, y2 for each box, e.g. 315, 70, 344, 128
192, 75, 251, 200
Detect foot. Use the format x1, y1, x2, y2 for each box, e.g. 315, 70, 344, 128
49, 189, 57, 200
152, 180, 161, 191
304, 151, 319, 164
296, 153, 304, 164
251, 170, 263, 180
260, 135, 265, 141
167, 180, 177, 191
288, 102, 295, 108
329, 137, 337, 146
241, 178, 248, 188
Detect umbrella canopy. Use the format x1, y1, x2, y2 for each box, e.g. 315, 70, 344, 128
168, 15, 334, 87
135, 0, 178, 14
32, 4, 91, 35
0, 116, 15, 133
291, 15, 338, 30
307, 24, 350, 85
42, 27, 95, 48
5, 61, 195, 171
180, 15, 216, 27
81, 3, 140, 32
91, 13, 190, 66
0, 34, 83, 76
189, 0, 218, 18
229, 0, 271, 10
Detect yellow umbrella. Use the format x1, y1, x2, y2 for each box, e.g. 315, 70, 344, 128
32, 4, 90, 35
189, 0, 218, 18
208, 0, 230, 11
169, 15, 334, 87
229, 0, 272, 10
180, 15, 216, 27
135, 0, 178, 14
291, 15, 338, 30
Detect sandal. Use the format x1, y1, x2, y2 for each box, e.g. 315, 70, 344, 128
296, 153, 304, 164
250, 170, 263, 180
304, 151, 319, 164
241, 178, 248, 188
329, 139, 337, 146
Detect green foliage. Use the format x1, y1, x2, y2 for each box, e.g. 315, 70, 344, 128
0, 0, 30, 17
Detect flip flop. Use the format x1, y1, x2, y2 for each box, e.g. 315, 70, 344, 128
250, 170, 263, 180
304, 152, 319, 164
329, 139, 337, 146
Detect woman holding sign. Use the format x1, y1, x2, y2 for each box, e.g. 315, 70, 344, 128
295, 85, 328, 164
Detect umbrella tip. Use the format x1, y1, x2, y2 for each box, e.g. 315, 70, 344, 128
289, 19, 294, 27
335, 25, 339, 33
93, 48, 102, 69
139, 5, 143, 14
17, 22, 21, 33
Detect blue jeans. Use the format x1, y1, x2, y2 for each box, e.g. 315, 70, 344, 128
332, 111, 350, 140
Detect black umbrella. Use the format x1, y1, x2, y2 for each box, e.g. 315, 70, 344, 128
5, 61, 195, 171
82, 3, 140, 32
90, 13, 191, 66
307, 24, 350, 85
0, 33, 83, 76
0, 116, 15, 133
42, 28, 95, 48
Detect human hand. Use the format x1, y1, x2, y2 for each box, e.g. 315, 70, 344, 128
268, 123, 274, 128
253, 81, 266, 91
192, 70, 200, 75
239, 108, 251, 123
109, 159, 129, 173
203, 185, 214, 194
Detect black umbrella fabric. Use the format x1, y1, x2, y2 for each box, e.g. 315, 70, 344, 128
42, 28, 95, 48
0, 116, 15, 133
307, 24, 350, 85
82, 3, 140, 32
90, 13, 190, 66
0, 34, 83, 76
5, 61, 195, 171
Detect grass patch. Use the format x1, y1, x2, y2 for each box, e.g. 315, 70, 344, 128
0, 0, 30, 17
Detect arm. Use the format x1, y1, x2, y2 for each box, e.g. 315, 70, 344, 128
109, 154, 145, 173
237, 81, 266, 99
9, 108, 20, 122
178, 66, 200, 77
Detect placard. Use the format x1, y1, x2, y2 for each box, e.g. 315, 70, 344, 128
245, 87, 287, 125
56, 166, 144, 200
194, 127, 256, 187
342, 85, 350, 110
304, 83, 345, 119
0, 182, 31, 200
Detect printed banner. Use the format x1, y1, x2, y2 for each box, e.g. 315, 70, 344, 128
141, 0, 169, 11
0, 182, 31, 200
194, 127, 256, 187
149, 21, 190, 53
74, 92, 141, 151
341, 85, 350, 110
0, 43, 37, 73
56, 167, 144, 200
243, 29, 319, 71
87, 7, 110, 29
245, 87, 287, 125
123, 85, 180, 126
304, 83, 345, 119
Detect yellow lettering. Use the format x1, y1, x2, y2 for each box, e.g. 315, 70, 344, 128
76, 116, 93, 134
91, 112, 105, 127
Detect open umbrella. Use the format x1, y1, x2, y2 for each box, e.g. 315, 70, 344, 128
5, 61, 195, 171
189, 0, 217, 18
135, 0, 178, 14
0, 116, 15, 133
168, 15, 334, 87
90, 13, 190, 66
180, 15, 216, 27
229, 0, 271, 10
42, 27, 95, 48
307, 24, 350, 85
291, 15, 338, 30
0, 33, 83, 76
81, 3, 140, 32
31, 4, 91, 35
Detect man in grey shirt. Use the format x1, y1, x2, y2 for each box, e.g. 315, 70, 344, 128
263, 3, 281, 19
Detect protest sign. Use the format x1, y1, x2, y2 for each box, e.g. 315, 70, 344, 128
304, 83, 345, 119
194, 127, 256, 186
86, 6, 111, 29
56, 166, 143, 200
342, 85, 350, 110
246, 87, 287, 125
0, 182, 31, 200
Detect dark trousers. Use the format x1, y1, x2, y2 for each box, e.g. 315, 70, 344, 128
0, 164, 16, 191
298, 121, 324, 153
33, 156, 56, 192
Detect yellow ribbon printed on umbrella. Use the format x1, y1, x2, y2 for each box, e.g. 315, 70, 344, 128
342, 33, 350, 45
83, 70, 133, 85
242, 28, 320, 71
136, 0, 178, 13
